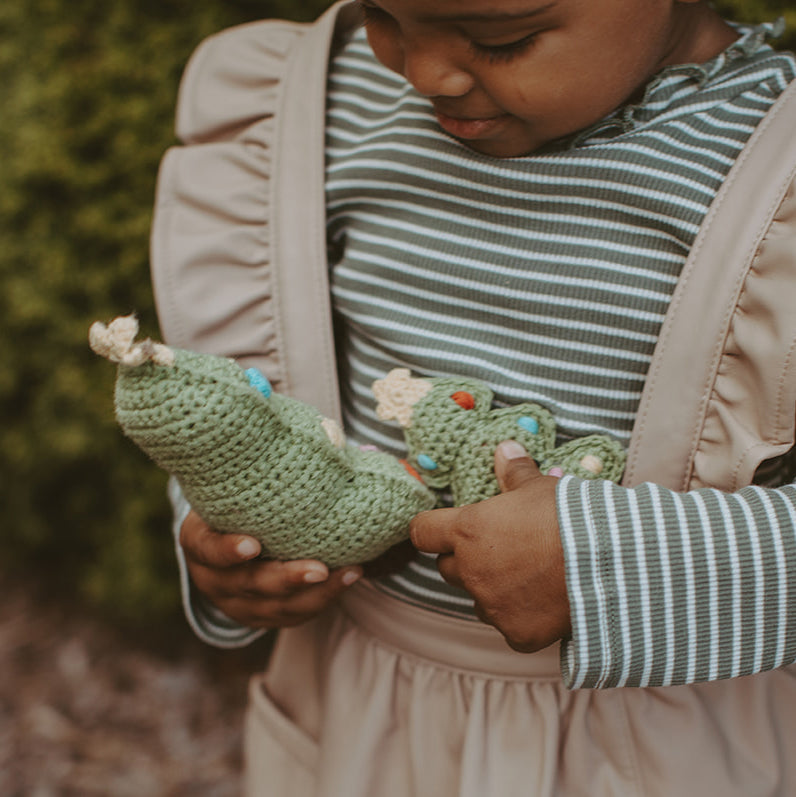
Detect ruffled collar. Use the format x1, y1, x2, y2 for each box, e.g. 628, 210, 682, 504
564, 20, 785, 149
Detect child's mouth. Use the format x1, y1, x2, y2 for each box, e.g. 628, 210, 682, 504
434, 111, 511, 141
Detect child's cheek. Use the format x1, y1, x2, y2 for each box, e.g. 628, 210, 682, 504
364, 28, 404, 76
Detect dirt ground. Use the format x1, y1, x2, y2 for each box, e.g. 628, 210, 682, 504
0, 575, 272, 797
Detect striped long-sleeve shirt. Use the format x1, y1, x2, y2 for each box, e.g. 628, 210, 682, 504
177, 21, 796, 688
322, 22, 796, 688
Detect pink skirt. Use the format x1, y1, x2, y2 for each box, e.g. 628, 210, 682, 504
245, 580, 796, 796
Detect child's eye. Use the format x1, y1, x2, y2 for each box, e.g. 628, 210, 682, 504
470, 33, 538, 64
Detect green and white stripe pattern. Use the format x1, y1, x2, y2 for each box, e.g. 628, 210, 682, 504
324, 24, 796, 685
560, 476, 796, 687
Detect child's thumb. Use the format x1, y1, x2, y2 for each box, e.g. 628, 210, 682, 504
494, 440, 543, 493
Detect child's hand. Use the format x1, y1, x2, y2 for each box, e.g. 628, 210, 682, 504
179, 510, 363, 629
410, 441, 571, 653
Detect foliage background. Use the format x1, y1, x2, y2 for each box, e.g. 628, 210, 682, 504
1, 0, 794, 631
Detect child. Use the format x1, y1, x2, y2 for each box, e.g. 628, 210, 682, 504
153, 0, 796, 794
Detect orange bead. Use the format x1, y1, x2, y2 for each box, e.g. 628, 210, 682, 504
400, 459, 423, 482
451, 391, 476, 410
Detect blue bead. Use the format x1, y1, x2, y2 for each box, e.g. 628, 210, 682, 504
417, 454, 438, 471
245, 367, 273, 399
517, 416, 539, 434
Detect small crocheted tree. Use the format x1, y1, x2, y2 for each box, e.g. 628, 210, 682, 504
91, 319, 626, 567
373, 368, 626, 506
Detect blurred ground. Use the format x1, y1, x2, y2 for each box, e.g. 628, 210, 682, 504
0, 574, 271, 796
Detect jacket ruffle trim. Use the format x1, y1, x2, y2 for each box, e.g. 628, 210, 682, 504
695, 176, 796, 490
150, 21, 307, 385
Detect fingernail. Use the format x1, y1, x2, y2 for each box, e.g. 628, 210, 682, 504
304, 568, 328, 584
236, 538, 260, 559
498, 440, 528, 460
342, 569, 362, 587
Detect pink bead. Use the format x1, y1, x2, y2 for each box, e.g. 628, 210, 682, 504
548, 467, 565, 478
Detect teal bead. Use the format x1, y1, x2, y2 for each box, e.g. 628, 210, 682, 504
517, 416, 539, 434
245, 367, 273, 398
417, 454, 438, 471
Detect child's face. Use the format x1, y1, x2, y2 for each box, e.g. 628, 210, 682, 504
358, 0, 705, 157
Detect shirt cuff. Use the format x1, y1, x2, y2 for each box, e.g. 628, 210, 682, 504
168, 477, 269, 649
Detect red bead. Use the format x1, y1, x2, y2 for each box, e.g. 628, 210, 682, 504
451, 391, 476, 410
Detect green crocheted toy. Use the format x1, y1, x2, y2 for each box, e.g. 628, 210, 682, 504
90, 318, 626, 567
89, 317, 435, 568
373, 368, 626, 506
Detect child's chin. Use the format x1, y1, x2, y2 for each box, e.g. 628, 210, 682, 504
459, 133, 543, 159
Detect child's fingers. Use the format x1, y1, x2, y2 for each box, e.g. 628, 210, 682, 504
213, 565, 363, 629
494, 440, 544, 493
276, 567, 363, 615
240, 559, 346, 597
273, 559, 329, 589
179, 510, 261, 568
435, 553, 464, 588
204, 555, 358, 600
275, 561, 362, 595
409, 506, 460, 554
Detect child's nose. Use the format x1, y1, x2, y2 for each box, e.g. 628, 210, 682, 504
402, 44, 473, 98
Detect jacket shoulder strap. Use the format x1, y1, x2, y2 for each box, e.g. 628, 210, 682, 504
151, 2, 357, 423
269, 1, 359, 423
623, 78, 796, 490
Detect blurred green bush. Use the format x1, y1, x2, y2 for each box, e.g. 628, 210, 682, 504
0, 0, 334, 628
0, 0, 793, 630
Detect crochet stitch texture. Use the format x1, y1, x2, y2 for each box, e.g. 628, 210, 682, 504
91, 319, 626, 567
374, 368, 626, 505
89, 317, 435, 567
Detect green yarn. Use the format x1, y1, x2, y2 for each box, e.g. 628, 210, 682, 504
125, 355, 438, 566
117, 350, 437, 566
539, 435, 626, 483
91, 320, 625, 567
374, 369, 626, 505
90, 317, 435, 567
402, 377, 557, 504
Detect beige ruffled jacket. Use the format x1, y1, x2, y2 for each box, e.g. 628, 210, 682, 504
150, 0, 796, 494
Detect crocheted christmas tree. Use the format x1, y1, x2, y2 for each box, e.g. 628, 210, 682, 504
90, 318, 626, 567
373, 368, 626, 506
